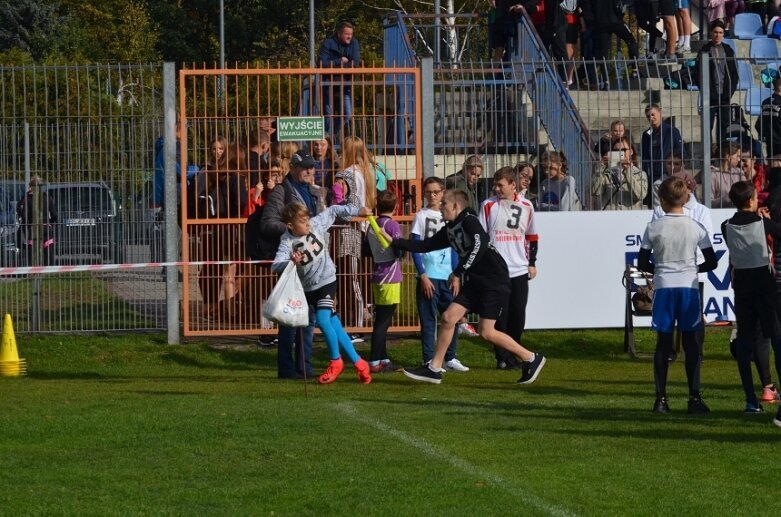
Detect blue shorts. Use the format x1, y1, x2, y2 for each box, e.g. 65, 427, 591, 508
651, 287, 701, 333
676, 0, 689, 9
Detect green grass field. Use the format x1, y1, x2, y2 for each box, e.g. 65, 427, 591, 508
1, 328, 778, 516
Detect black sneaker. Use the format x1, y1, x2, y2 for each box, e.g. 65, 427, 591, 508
744, 402, 764, 414
257, 336, 278, 348
403, 365, 442, 384
517, 354, 546, 384
653, 397, 670, 414
774, 407, 781, 428
687, 396, 710, 415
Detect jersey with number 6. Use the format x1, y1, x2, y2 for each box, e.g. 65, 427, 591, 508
271, 204, 358, 292
479, 194, 538, 277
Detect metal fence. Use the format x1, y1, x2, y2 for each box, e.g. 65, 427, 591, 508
0, 63, 166, 333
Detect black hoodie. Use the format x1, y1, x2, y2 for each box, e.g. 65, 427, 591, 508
391, 207, 509, 285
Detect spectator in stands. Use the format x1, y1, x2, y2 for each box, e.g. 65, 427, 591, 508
725, 1, 746, 33
706, 0, 728, 28
592, 136, 648, 210
446, 155, 490, 211
563, 0, 583, 88
539, 150, 581, 210
695, 20, 739, 143
369, 149, 393, 192
543, 0, 568, 62
318, 21, 360, 142
641, 104, 686, 204
660, 0, 678, 58
675, 1, 693, 54
711, 141, 745, 207
577, 0, 600, 90
596, 120, 630, 162
248, 128, 270, 187
492, 1, 539, 60
636, 0, 665, 57
740, 145, 769, 205
310, 136, 337, 192
745, 0, 775, 28
152, 122, 183, 210
592, 0, 639, 86
517, 161, 538, 207
756, 76, 781, 157
261, 150, 325, 379
652, 151, 693, 208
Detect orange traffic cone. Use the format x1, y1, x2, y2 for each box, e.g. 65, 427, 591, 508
0, 314, 26, 376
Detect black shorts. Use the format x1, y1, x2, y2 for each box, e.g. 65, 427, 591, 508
658, 0, 675, 16
735, 292, 781, 341
305, 281, 337, 311
453, 280, 510, 320
565, 24, 579, 45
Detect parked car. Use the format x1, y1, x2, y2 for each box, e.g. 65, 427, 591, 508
0, 180, 25, 267
44, 182, 120, 263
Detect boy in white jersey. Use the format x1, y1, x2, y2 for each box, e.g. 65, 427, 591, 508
385, 189, 546, 385
638, 177, 719, 414
410, 177, 467, 371
272, 202, 372, 385
479, 166, 539, 370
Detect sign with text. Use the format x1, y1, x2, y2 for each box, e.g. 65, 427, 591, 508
526, 210, 735, 329
276, 116, 324, 141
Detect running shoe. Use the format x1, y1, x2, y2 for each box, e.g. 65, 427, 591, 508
653, 397, 670, 414
760, 385, 781, 403
458, 322, 479, 337
318, 358, 344, 384
744, 402, 764, 414
403, 365, 442, 384
355, 359, 372, 384
444, 358, 470, 372
517, 354, 546, 384
687, 396, 710, 415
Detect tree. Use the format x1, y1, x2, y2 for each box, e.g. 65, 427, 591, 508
0, 0, 62, 61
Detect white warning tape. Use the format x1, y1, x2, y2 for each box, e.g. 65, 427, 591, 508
0, 259, 272, 276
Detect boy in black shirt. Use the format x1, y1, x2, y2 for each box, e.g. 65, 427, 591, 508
722, 181, 781, 425
385, 189, 546, 385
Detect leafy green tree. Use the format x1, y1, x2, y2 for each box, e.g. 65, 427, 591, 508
0, 0, 62, 61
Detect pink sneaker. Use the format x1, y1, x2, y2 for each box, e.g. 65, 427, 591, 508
760, 385, 781, 403
355, 359, 372, 384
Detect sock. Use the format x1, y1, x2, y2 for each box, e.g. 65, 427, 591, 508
315, 308, 341, 360
683, 35, 690, 47
329, 313, 361, 363
682, 331, 701, 397
654, 332, 673, 398
677, 36, 684, 46
526, 353, 536, 363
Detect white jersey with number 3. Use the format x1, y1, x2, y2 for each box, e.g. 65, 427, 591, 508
479, 194, 537, 278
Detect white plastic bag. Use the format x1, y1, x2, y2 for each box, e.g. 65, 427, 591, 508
262, 262, 309, 327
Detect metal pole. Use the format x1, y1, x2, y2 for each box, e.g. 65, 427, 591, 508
219, 0, 226, 105
700, 53, 712, 207
434, 0, 441, 64
420, 57, 435, 178
24, 123, 40, 331
163, 63, 180, 345
309, 0, 316, 67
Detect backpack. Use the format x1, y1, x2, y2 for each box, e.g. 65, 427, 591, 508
245, 183, 294, 261
663, 60, 697, 90
727, 103, 749, 130
185, 172, 215, 219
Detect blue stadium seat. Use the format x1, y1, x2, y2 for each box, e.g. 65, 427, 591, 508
737, 60, 755, 90
734, 13, 766, 40
745, 87, 771, 116
750, 37, 781, 62
723, 38, 738, 54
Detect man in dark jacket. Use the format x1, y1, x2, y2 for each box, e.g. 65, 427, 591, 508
445, 155, 490, 211
261, 151, 325, 379
695, 21, 739, 144
641, 104, 686, 205
318, 21, 360, 142
757, 76, 781, 158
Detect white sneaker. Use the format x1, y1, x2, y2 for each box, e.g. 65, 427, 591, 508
458, 322, 478, 337
444, 358, 470, 372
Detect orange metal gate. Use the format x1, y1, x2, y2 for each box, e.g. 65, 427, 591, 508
179, 65, 422, 336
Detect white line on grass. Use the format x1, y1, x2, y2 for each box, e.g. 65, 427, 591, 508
334, 402, 576, 517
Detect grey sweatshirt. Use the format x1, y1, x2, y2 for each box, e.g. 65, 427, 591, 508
271, 205, 358, 292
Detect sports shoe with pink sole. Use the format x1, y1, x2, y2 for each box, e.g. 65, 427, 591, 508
760, 385, 781, 403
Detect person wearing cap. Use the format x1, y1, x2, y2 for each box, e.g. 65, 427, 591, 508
261, 150, 325, 379
445, 155, 490, 211
756, 76, 781, 158
694, 20, 739, 143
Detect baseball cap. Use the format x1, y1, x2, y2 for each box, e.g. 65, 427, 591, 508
672, 171, 697, 191
291, 150, 316, 168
